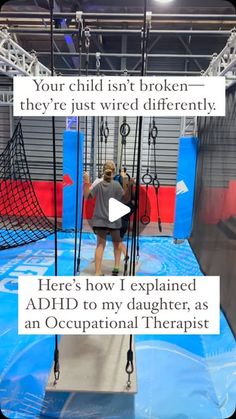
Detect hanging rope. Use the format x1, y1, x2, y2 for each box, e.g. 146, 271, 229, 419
125, 335, 134, 389
76, 23, 91, 274
95, 52, 102, 177
119, 117, 130, 175
48, 0, 60, 385
73, 13, 83, 277
140, 117, 162, 231
103, 117, 109, 162
141, 119, 152, 225
151, 117, 162, 233
125, 0, 148, 390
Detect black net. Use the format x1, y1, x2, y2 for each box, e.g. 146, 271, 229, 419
0, 121, 54, 250
190, 84, 236, 336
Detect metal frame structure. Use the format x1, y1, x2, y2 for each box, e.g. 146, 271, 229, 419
204, 29, 236, 88
0, 28, 50, 77
0, 11, 235, 133
0, 89, 13, 105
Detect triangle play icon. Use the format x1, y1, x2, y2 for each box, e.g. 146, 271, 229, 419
109, 198, 131, 222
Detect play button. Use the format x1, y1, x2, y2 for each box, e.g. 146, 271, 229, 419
109, 198, 130, 222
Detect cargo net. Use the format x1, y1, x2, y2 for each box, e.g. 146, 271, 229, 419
0, 122, 54, 250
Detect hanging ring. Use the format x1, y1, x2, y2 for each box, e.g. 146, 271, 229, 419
120, 122, 130, 138
150, 125, 158, 139
142, 173, 152, 185
103, 126, 109, 139
141, 214, 151, 225
153, 178, 160, 189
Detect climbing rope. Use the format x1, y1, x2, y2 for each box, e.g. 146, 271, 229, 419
141, 117, 162, 231
49, 0, 60, 385
119, 117, 130, 175
151, 117, 162, 233
76, 23, 91, 274
125, 0, 148, 389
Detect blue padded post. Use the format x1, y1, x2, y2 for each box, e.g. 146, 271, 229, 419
62, 131, 84, 230
174, 136, 198, 240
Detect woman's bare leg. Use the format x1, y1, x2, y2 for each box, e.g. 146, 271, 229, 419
95, 233, 106, 275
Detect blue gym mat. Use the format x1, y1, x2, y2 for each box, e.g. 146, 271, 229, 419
0, 232, 235, 418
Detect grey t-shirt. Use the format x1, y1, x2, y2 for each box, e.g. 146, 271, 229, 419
90, 179, 124, 229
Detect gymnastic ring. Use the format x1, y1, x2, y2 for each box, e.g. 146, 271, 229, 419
142, 173, 153, 185
153, 178, 160, 189
103, 126, 109, 138
150, 126, 158, 139
141, 214, 151, 225
120, 122, 131, 137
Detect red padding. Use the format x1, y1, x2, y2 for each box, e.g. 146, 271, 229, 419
0, 180, 175, 222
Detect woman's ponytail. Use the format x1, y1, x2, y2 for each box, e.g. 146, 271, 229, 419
103, 160, 115, 182
103, 168, 113, 182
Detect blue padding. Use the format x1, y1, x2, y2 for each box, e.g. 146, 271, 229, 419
62, 131, 84, 230
174, 136, 198, 239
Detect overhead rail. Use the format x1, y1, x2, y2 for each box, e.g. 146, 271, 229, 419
0, 12, 236, 21
0, 28, 50, 77
36, 52, 212, 59
4, 28, 232, 36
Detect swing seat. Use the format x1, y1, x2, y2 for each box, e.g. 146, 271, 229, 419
81, 259, 141, 276
46, 335, 137, 394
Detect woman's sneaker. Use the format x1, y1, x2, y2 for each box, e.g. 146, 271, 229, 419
112, 267, 119, 276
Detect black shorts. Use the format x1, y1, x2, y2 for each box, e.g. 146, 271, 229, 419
93, 227, 121, 243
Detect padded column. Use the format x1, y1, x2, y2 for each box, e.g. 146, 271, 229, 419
174, 136, 198, 240
62, 130, 84, 230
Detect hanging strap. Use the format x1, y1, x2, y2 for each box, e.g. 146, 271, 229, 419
151, 117, 162, 233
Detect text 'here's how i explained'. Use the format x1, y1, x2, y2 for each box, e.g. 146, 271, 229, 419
13, 76, 225, 117
18, 276, 220, 335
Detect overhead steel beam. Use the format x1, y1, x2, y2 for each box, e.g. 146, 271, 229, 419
1, 12, 236, 21
6, 28, 232, 36
55, 68, 200, 75
178, 36, 203, 71
36, 52, 212, 59
33, 0, 73, 70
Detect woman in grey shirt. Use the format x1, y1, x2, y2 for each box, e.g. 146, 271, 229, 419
84, 161, 131, 276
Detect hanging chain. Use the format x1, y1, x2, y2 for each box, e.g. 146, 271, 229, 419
96, 52, 101, 76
